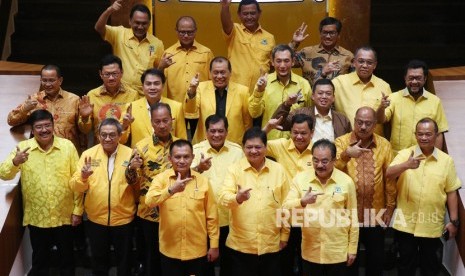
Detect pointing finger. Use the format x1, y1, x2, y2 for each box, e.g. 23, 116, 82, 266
126, 103, 132, 114
200, 152, 205, 160
205, 156, 213, 162
276, 116, 283, 123
244, 188, 253, 193
22, 147, 31, 153
16, 146, 20, 153
195, 72, 200, 79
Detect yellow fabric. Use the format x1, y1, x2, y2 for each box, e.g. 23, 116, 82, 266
192, 140, 244, 227
134, 135, 178, 222
104, 25, 164, 94
70, 144, 136, 226
266, 138, 313, 180
163, 41, 214, 118
248, 72, 312, 140
184, 81, 252, 145
219, 158, 290, 255
335, 132, 396, 224
78, 83, 141, 142
120, 97, 187, 148
391, 146, 461, 238
8, 89, 81, 150
284, 168, 359, 264
145, 169, 219, 260
385, 89, 449, 154
332, 72, 392, 136
224, 23, 275, 93
0, 137, 82, 227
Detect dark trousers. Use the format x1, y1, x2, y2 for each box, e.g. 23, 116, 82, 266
160, 253, 206, 276
186, 118, 199, 140
228, 247, 281, 276
302, 260, 347, 276
86, 220, 133, 276
138, 217, 162, 276
206, 226, 230, 276
28, 225, 74, 276
348, 226, 385, 276
395, 229, 442, 276
280, 227, 302, 276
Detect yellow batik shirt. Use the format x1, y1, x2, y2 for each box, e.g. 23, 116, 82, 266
0, 136, 82, 227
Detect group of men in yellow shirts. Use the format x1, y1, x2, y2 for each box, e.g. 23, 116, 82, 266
0, 0, 461, 275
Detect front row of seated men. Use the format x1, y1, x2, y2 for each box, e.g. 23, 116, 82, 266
0, 105, 459, 276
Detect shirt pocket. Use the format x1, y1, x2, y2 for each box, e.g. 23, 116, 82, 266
189, 191, 206, 211
167, 193, 182, 211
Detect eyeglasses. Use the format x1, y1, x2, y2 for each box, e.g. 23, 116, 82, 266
321, 31, 338, 37
40, 79, 58, 84
406, 76, 425, 82
101, 72, 121, 78
99, 133, 118, 140
177, 30, 196, 36
356, 59, 376, 66
33, 123, 53, 131
355, 119, 375, 128
312, 158, 332, 166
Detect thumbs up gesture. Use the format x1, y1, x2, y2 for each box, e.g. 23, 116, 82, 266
188, 73, 200, 98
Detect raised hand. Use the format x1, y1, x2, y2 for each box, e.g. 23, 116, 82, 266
379, 92, 390, 109
122, 103, 134, 130
292, 22, 309, 44
220, 0, 231, 7
346, 140, 372, 158
265, 116, 284, 132
322, 61, 341, 77
81, 156, 93, 180
79, 95, 94, 119
236, 184, 252, 204
405, 151, 425, 170
129, 149, 143, 170
170, 172, 193, 194
12, 146, 30, 166
109, 0, 122, 12
23, 95, 38, 112
188, 73, 200, 98
256, 68, 268, 92
159, 52, 176, 70
197, 153, 213, 173
285, 89, 302, 107
301, 187, 324, 206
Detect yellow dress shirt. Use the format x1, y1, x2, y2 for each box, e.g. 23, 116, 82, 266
335, 132, 396, 225
78, 83, 141, 143
219, 158, 290, 255
70, 144, 136, 226
391, 146, 461, 238
283, 168, 359, 264
385, 89, 449, 154
248, 72, 312, 140
184, 81, 252, 145
7, 89, 82, 151
225, 23, 275, 94
266, 138, 313, 180
332, 72, 392, 136
0, 136, 82, 227
192, 140, 244, 227
163, 41, 214, 118
120, 97, 187, 147
145, 169, 219, 260
133, 135, 178, 222
104, 25, 164, 94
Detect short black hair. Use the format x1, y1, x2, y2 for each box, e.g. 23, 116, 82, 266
416, 117, 438, 133
242, 127, 266, 146
354, 45, 378, 61
312, 138, 336, 159
141, 68, 166, 84
404, 59, 428, 78
291, 114, 313, 131
28, 109, 54, 126
100, 54, 122, 71
205, 114, 229, 131
169, 139, 193, 155
238, 0, 261, 13
210, 56, 232, 72
312, 78, 335, 94
98, 118, 123, 134
319, 17, 342, 33
41, 64, 62, 78
150, 102, 172, 117
130, 4, 151, 20
271, 44, 295, 60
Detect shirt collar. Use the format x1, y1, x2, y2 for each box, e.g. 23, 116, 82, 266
314, 106, 332, 119
206, 140, 231, 154
349, 132, 378, 149
414, 145, 438, 160
349, 71, 375, 86
99, 83, 127, 96
41, 88, 64, 100
317, 44, 341, 54
309, 169, 338, 186
30, 135, 59, 152
175, 40, 199, 51
401, 88, 429, 99
239, 157, 270, 173
152, 133, 173, 146
240, 23, 263, 34
270, 72, 298, 86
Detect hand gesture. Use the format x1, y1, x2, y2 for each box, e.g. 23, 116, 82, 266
188, 73, 200, 98
322, 61, 341, 76
236, 184, 252, 204
292, 22, 309, 44
129, 149, 143, 170
346, 140, 372, 158
122, 103, 134, 130
79, 95, 94, 119
159, 52, 176, 70
379, 92, 390, 109
109, 0, 122, 12
347, 254, 356, 266
24, 95, 38, 112
220, 0, 231, 7
197, 153, 213, 173
256, 68, 268, 92
266, 116, 284, 131
81, 156, 94, 180
170, 172, 193, 194
285, 89, 302, 107
301, 187, 324, 206
12, 146, 30, 166
405, 151, 425, 170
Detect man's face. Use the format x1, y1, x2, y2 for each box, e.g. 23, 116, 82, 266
151, 107, 173, 140
176, 19, 196, 48
238, 4, 260, 31
311, 84, 335, 111
243, 137, 266, 167
415, 122, 438, 151
169, 145, 194, 176
41, 69, 62, 97
291, 122, 312, 152
353, 49, 377, 82
210, 61, 231, 90
405, 68, 426, 95
206, 120, 228, 151
100, 63, 122, 90
99, 125, 121, 155
32, 119, 54, 148
354, 109, 376, 141
129, 11, 150, 40
271, 50, 293, 79
319, 24, 339, 50
143, 74, 164, 103
312, 147, 334, 182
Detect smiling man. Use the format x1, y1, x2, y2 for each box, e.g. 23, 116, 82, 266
95, 1, 164, 94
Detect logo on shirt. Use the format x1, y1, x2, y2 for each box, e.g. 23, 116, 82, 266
334, 186, 342, 193
260, 39, 268, 45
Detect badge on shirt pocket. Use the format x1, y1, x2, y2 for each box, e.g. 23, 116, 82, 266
260, 39, 268, 45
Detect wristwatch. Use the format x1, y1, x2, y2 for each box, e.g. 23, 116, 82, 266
451, 219, 460, 227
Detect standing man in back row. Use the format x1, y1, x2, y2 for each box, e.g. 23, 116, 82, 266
220, 0, 275, 94
95, 1, 164, 94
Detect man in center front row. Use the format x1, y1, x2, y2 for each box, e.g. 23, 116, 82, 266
146, 139, 219, 276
